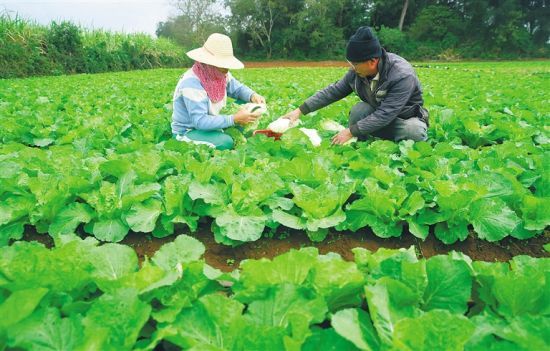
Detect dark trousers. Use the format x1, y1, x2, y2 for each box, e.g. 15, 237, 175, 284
349, 102, 428, 141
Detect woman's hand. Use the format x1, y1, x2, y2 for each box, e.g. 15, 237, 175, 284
234, 109, 260, 126
281, 108, 302, 123
250, 93, 266, 104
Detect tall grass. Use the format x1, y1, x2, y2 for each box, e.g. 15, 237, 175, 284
0, 13, 190, 78
0, 14, 52, 77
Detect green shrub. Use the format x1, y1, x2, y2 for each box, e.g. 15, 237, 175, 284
409, 5, 462, 43
45, 21, 85, 73
376, 26, 417, 58
0, 15, 187, 78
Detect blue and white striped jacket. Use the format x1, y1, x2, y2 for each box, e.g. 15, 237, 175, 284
171, 69, 255, 134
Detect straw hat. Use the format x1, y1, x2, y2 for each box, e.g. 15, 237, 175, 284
186, 33, 244, 69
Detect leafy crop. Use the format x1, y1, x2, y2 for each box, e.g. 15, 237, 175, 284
0, 63, 548, 245
0, 235, 548, 350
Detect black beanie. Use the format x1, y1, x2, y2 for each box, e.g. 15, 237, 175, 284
346, 26, 382, 62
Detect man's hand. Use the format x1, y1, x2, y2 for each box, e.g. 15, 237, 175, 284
331, 128, 354, 145
234, 108, 260, 126
250, 93, 266, 104
281, 108, 302, 123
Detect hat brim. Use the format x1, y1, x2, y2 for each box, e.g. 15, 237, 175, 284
186, 47, 244, 69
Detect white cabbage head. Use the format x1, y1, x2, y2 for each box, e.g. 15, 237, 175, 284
299, 128, 322, 147
268, 118, 298, 133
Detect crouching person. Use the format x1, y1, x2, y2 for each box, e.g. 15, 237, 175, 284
171, 33, 265, 150
282, 26, 428, 145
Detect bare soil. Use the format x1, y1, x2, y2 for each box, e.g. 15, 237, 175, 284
243, 59, 550, 68
244, 60, 347, 68
22, 226, 549, 272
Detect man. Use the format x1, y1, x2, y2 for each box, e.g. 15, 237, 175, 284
282, 26, 428, 145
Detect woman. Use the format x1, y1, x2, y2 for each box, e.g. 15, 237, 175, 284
171, 33, 266, 150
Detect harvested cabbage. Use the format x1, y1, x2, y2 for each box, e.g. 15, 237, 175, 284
268, 118, 292, 133
321, 119, 346, 132
321, 119, 357, 145
344, 137, 358, 145
243, 103, 267, 115
240, 103, 267, 133
299, 128, 322, 147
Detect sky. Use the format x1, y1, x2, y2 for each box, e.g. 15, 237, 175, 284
0, 0, 176, 36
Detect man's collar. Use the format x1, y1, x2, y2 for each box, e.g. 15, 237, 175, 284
377, 49, 388, 80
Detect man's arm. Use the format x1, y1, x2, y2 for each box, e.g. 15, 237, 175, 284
299, 69, 355, 114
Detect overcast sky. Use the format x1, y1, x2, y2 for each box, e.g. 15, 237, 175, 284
0, 0, 176, 36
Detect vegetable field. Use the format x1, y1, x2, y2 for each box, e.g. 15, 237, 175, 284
1, 62, 548, 245
1, 62, 549, 350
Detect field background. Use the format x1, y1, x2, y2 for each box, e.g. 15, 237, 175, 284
2, 1, 549, 349
2, 61, 549, 271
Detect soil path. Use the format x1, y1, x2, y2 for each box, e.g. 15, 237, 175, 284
244, 60, 347, 68
22, 226, 549, 272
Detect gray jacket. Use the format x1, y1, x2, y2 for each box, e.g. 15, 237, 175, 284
299, 49, 428, 137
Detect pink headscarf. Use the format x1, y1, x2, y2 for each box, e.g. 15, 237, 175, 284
192, 62, 227, 103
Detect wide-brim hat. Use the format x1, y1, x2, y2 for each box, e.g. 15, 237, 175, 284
186, 33, 244, 69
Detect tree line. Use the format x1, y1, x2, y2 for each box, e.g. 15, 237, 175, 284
157, 0, 549, 60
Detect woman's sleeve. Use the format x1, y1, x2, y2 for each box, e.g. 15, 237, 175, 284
181, 88, 234, 130
226, 73, 255, 102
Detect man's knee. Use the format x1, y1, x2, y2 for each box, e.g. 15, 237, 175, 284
349, 102, 375, 125
395, 118, 428, 142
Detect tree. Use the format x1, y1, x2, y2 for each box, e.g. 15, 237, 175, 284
226, 0, 303, 58
519, 0, 549, 46
409, 4, 462, 43
398, 0, 409, 31
156, 0, 227, 48
284, 0, 348, 58
337, 0, 373, 38
484, 0, 533, 54
156, 0, 548, 59
371, 0, 427, 30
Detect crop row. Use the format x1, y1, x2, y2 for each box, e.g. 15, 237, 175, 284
1, 131, 548, 246
1, 234, 548, 350
0, 65, 548, 245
